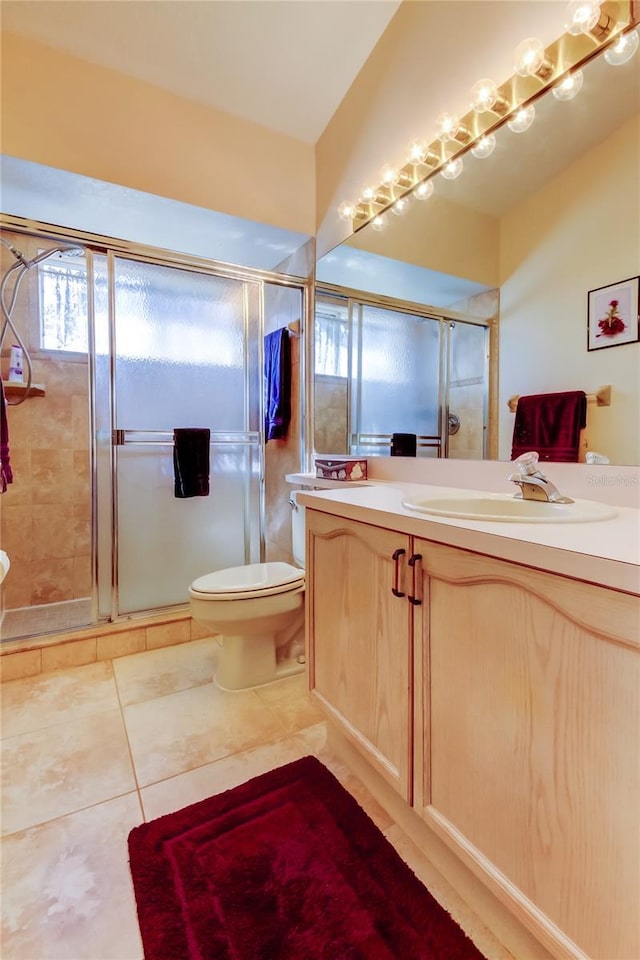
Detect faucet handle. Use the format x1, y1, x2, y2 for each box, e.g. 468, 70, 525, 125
513, 450, 543, 476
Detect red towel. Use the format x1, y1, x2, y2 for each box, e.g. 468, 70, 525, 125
1, 380, 13, 493
511, 391, 587, 463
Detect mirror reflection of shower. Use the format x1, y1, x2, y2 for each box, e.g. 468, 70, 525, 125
313, 290, 490, 460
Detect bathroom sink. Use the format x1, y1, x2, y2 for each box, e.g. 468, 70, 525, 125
401, 494, 617, 523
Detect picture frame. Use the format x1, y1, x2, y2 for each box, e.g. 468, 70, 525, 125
587, 276, 640, 351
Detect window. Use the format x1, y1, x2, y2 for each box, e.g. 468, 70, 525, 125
315, 298, 349, 378
38, 251, 89, 352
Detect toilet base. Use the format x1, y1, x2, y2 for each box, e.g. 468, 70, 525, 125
214, 630, 305, 692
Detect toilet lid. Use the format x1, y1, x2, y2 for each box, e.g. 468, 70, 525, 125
190, 561, 304, 599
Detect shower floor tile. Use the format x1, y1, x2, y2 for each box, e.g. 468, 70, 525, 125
1, 598, 92, 642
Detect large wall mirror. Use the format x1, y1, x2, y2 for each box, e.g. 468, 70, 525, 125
314, 44, 640, 465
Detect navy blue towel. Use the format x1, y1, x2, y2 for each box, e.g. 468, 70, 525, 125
173, 428, 210, 498
264, 328, 291, 441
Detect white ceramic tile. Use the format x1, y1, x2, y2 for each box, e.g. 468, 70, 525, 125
254, 672, 325, 732
1, 709, 136, 836
140, 728, 321, 821
1, 793, 144, 960
123, 681, 289, 786
1, 660, 118, 739
113, 635, 217, 706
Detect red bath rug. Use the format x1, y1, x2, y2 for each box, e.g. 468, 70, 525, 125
128, 755, 486, 959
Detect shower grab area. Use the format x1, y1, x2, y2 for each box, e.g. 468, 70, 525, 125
0, 225, 306, 644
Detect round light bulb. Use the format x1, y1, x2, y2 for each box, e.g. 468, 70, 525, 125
604, 28, 639, 65
565, 1, 601, 35
471, 134, 496, 159
514, 37, 546, 77
507, 105, 536, 133
371, 214, 386, 232
413, 180, 434, 200
338, 200, 356, 221
360, 186, 376, 203
436, 112, 460, 141
441, 157, 463, 180
407, 140, 428, 164
552, 70, 584, 101
391, 197, 409, 216
470, 78, 500, 112
380, 164, 399, 186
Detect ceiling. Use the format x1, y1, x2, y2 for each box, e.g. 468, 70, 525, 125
0, 0, 401, 143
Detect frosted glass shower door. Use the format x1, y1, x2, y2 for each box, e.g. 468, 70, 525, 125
351, 304, 442, 456
112, 257, 262, 615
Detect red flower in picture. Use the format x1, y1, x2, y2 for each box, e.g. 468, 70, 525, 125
596, 298, 626, 337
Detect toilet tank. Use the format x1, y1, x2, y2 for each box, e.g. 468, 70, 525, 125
290, 492, 306, 569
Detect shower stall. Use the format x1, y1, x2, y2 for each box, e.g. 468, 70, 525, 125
0, 224, 306, 643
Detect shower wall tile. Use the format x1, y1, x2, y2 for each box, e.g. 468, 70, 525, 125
4, 398, 32, 451
40, 637, 97, 673
2, 505, 33, 562
31, 449, 75, 504
72, 514, 91, 555
30, 395, 74, 450
31, 558, 74, 604
31, 507, 75, 560
2, 558, 31, 609
71, 394, 89, 449
1, 446, 32, 507
73, 556, 92, 598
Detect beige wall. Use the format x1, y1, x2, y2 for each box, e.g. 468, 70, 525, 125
499, 114, 640, 465
1, 32, 315, 237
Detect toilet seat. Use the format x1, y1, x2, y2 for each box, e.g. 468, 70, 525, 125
190, 561, 304, 601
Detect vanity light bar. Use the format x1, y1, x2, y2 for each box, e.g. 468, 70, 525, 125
345, 0, 638, 232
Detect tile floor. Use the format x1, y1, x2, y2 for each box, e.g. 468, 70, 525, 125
1, 636, 516, 960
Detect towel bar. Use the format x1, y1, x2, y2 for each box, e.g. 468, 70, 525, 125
507, 385, 611, 413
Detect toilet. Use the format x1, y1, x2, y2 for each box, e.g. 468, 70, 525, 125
189, 492, 305, 691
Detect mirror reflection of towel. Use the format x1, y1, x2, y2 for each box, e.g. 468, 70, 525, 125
511, 391, 586, 462
173, 428, 210, 498
264, 328, 291, 441
391, 433, 417, 457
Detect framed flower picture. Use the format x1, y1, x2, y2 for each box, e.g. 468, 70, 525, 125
587, 276, 639, 351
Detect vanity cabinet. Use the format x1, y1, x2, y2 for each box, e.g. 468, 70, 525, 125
306, 507, 640, 960
305, 509, 413, 800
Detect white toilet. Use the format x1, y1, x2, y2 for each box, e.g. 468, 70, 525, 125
189, 492, 305, 691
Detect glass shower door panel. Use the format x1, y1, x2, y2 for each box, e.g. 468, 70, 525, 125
112, 257, 260, 615
352, 305, 441, 455
448, 321, 488, 460
117, 442, 260, 613
113, 258, 248, 429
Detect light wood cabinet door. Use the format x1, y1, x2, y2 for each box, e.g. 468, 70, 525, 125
306, 509, 413, 800
413, 540, 640, 960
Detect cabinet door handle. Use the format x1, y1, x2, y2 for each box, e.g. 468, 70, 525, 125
391, 548, 406, 597
408, 553, 423, 605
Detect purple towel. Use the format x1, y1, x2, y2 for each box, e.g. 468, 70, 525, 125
264, 328, 291, 441
1, 380, 13, 493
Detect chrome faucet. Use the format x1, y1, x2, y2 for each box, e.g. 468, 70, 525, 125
508, 452, 574, 504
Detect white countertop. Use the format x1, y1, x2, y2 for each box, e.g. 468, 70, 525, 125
297, 481, 640, 596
